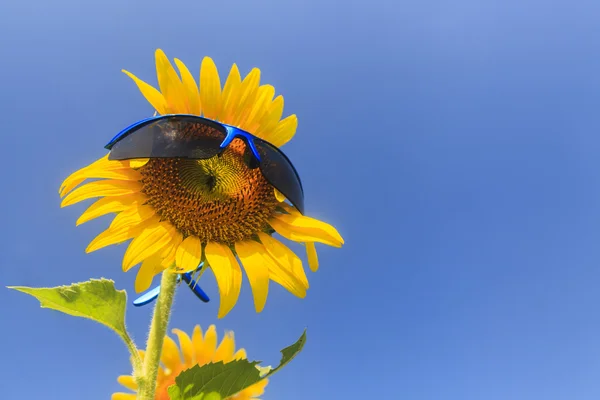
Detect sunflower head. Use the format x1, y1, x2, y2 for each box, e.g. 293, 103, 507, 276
112, 325, 268, 400
60, 50, 344, 317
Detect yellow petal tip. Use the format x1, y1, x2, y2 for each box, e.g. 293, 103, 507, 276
122, 259, 137, 272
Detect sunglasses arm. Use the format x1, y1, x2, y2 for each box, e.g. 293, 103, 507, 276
132, 263, 210, 306
181, 273, 211, 303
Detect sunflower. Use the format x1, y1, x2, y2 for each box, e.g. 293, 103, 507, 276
59, 49, 344, 317
112, 325, 268, 400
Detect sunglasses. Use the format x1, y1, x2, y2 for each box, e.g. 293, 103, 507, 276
105, 114, 305, 214
133, 263, 209, 307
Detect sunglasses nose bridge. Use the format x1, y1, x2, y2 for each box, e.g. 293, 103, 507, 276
221, 126, 262, 162
219, 126, 237, 149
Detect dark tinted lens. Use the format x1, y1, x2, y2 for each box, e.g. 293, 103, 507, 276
254, 138, 305, 214
108, 116, 226, 161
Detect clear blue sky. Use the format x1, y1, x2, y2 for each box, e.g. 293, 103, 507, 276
2, 0, 600, 399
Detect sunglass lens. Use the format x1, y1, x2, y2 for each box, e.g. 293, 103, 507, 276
108, 115, 227, 161
254, 138, 305, 214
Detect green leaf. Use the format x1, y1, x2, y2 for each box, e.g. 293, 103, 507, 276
265, 328, 306, 377
8, 279, 127, 337
168, 329, 307, 400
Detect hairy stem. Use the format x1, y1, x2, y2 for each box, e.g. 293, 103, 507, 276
121, 333, 143, 378
137, 271, 178, 400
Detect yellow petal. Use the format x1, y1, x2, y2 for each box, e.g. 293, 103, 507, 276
192, 325, 204, 363
155, 49, 188, 113
86, 227, 134, 253
231, 68, 260, 126
111, 393, 137, 400
274, 188, 286, 202
174, 58, 201, 115
161, 334, 182, 372
135, 253, 163, 293
160, 239, 180, 269
85, 217, 154, 253
280, 202, 301, 215
218, 64, 242, 123
59, 177, 85, 198
59, 156, 137, 197
109, 205, 156, 231
258, 244, 307, 298
60, 158, 97, 197
306, 242, 319, 272
270, 218, 336, 247
157, 367, 165, 381
76, 194, 139, 226
258, 233, 308, 288
271, 212, 344, 247
117, 375, 137, 390
279, 210, 344, 244
159, 232, 183, 270
269, 114, 298, 148
61, 180, 142, 207
128, 158, 149, 169
76, 167, 140, 182
172, 328, 194, 366
254, 95, 284, 139
205, 242, 242, 318
250, 84, 275, 118
196, 325, 217, 364
234, 241, 270, 313
233, 348, 247, 360
214, 331, 235, 362
199, 57, 222, 120
240, 85, 275, 133
122, 222, 175, 271
122, 69, 167, 114
175, 236, 202, 273
241, 379, 269, 397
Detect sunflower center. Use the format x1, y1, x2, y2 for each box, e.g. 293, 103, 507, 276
139, 138, 278, 244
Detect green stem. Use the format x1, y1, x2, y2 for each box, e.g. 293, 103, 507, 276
121, 332, 143, 377
137, 271, 179, 400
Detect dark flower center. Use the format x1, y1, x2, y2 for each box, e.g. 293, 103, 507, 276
139, 138, 278, 244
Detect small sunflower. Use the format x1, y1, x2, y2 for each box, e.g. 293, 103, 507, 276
60, 49, 344, 316
112, 325, 268, 400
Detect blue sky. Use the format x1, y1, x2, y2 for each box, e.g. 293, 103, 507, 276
2, 0, 600, 398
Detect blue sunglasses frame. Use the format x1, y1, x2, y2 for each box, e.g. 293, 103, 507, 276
106, 114, 263, 161
133, 262, 210, 307
105, 114, 305, 214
